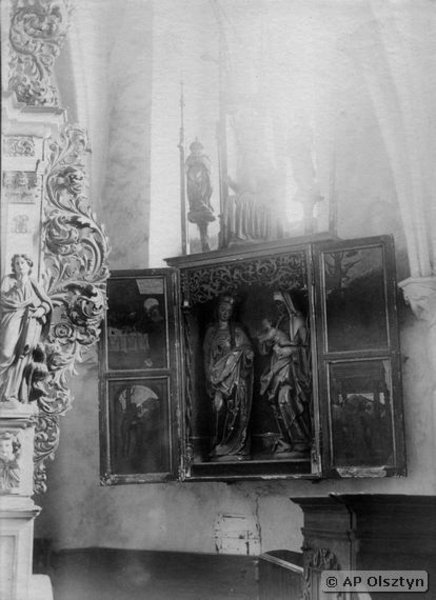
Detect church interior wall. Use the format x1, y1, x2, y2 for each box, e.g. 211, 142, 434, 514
12, 0, 434, 555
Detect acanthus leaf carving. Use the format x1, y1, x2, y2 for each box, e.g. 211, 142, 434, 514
8, 0, 73, 106
2, 135, 36, 157
302, 546, 343, 600
33, 124, 110, 494
0, 430, 22, 494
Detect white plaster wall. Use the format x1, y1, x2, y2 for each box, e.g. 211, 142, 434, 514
56, 0, 154, 268
149, 0, 220, 262
35, 0, 436, 555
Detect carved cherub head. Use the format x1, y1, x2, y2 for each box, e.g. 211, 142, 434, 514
0, 432, 20, 463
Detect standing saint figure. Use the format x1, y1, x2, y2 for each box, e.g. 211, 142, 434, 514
185, 139, 216, 251
0, 254, 52, 403
258, 291, 312, 458
203, 294, 254, 461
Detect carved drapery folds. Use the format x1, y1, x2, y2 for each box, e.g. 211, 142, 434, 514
177, 250, 307, 470
33, 125, 110, 493
8, 0, 72, 106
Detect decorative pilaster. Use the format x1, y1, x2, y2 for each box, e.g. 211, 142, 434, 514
8, 0, 73, 107
2, 2, 109, 599
0, 403, 52, 600
33, 124, 110, 494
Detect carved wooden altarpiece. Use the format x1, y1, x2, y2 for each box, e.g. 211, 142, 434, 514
100, 234, 406, 483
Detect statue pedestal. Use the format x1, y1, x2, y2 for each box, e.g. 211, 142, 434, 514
0, 403, 53, 600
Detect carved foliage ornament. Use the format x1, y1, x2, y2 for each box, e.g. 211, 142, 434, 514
8, 0, 73, 106
33, 124, 110, 493
0, 431, 21, 494
2, 136, 36, 157
303, 547, 343, 600
181, 253, 307, 305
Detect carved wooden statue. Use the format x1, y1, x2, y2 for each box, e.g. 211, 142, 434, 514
203, 294, 254, 461
258, 291, 312, 458
0, 254, 52, 403
185, 139, 216, 252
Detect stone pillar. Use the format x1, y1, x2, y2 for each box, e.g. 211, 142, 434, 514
399, 276, 436, 377
399, 276, 436, 487
0, 402, 52, 600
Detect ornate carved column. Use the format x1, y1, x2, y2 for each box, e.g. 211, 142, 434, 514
1, 2, 110, 599
1, 91, 65, 600
0, 403, 51, 600
7, 0, 73, 107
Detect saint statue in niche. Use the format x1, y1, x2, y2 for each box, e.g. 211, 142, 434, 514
0, 254, 52, 403
203, 294, 254, 461
0, 432, 21, 493
258, 291, 312, 458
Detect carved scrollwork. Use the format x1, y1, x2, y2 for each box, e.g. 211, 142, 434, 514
33, 124, 110, 493
181, 253, 307, 305
2, 135, 36, 157
302, 546, 342, 600
0, 431, 22, 494
8, 0, 73, 106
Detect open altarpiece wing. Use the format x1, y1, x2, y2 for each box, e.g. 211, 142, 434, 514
100, 235, 405, 484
